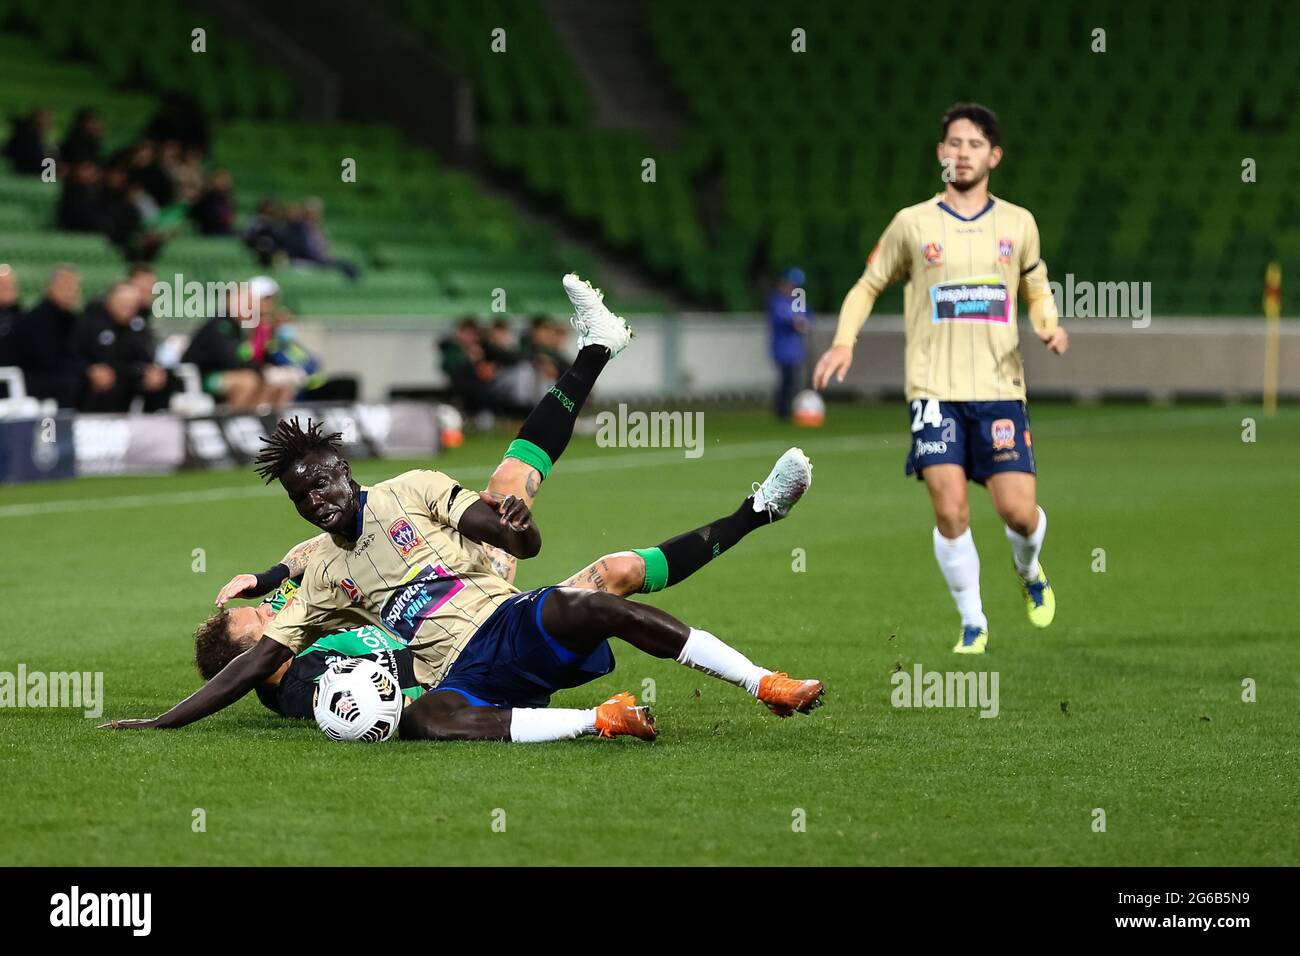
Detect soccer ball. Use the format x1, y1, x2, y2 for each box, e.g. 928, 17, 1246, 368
313, 658, 403, 743
792, 389, 825, 427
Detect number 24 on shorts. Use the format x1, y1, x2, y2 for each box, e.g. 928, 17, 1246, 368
910, 399, 943, 432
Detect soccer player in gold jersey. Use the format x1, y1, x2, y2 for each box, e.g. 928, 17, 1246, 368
813, 104, 1068, 654
104, 276, 823, 740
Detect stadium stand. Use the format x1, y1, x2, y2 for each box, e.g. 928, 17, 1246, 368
0, 0, 601, 320
402, 0, 1300, 316
4, 0, 1296, 322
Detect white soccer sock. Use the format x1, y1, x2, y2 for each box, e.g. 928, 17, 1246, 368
676, 627, 771, 697
932, 527, 987, 631
1005, 506, 1047, 581
508, 707, 598, 743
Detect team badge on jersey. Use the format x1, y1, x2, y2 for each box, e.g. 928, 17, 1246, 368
922, 242, 944, 266
339, 578, 361, 604
998, 238, 1014, 263
388, 518, 422, 556
991, 418, 1017, 450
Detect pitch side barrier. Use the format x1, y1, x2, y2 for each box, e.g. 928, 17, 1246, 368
297, 315, 1300, 403
0, 401, 448, 484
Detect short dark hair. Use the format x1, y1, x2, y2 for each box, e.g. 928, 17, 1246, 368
126, 262, 154, 279
253, 416, 343, 484
940, 103, 1000, 148
194, 610, 247, 680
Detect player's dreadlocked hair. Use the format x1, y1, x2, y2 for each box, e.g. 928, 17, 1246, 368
253, 417, 343, 484
194, 610, 248, 680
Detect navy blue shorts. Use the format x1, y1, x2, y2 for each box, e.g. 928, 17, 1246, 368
904, 399, 1036, 485
437, 587, 615, 709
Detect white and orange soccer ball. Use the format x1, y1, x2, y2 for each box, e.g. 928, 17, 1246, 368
313, 658, 403, 743
792, 389, 826, 427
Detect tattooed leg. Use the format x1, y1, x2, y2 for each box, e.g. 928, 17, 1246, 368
487, 457, 543, 507
559, 552, 647, 597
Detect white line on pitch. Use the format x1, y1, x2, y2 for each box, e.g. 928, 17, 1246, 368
0, 406, 1262, 520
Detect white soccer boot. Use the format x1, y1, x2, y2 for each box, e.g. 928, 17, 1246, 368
752, 447, 813, 521
563, 272, 632, 357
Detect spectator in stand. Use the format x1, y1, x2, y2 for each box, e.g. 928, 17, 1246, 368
125, 140, 173, 211
189, 168, 235, 235
3, 108, 55, 175
486, 318, 519, 361
521, 314, 571, 382
160, 138, 202, 204
0, 265, 20, 367
767, 266, 812, 420
59, 109, 104, 166
126, 263, 159, 321
284, 198, 360, 281
241, 277, 299, 409
75, 280, 176, 413
438, 316, 533, 420
244, 198, 287, 267
144, 92, 210, 158
181, 285, 266, 411
57, 160, 104, 232
13, 266, 108, 409
250, 289, 358, 403
182, 279, 299, 411
100, 163, 166, 260
439, 316, 493, 416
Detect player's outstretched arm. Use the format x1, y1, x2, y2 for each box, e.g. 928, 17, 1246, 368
816, 217, 906, 390
100, 638, 292, 730
214, 533, 328, 606
458, 492, 542, 559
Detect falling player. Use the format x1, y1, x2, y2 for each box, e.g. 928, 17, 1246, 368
194, 446, 814, 741
812, 103, 1068, 654
102, 274, 822, 738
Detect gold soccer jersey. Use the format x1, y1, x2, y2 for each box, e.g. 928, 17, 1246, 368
832, 194, 1059, 402
262, 469, 518, 687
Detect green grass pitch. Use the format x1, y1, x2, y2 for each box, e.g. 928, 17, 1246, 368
1, 402, 1296, 865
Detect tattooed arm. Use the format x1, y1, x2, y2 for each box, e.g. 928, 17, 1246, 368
213, 533, 328, 606
280, 533, 329, 577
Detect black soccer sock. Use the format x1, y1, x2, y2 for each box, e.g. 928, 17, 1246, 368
636, 497, 771, 592
505, 344, 610, 479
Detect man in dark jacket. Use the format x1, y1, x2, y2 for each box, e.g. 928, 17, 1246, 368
13, 266, 105, 409
0, 264, 21, 368
181, 288, 264, 410
75, 281, 176, 412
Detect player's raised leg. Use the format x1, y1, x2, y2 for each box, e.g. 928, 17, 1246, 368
484, 273, 633, 580
987, 471, 1054, 627
925, 463, 989, 654
492, 272, 632, 504
561, 447, 812, 595
542, 588, 824, 717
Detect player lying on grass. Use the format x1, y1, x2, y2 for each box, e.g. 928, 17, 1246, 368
196, 447, 814, 740
102, 274, 823, 740
107, 432, 820, 740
